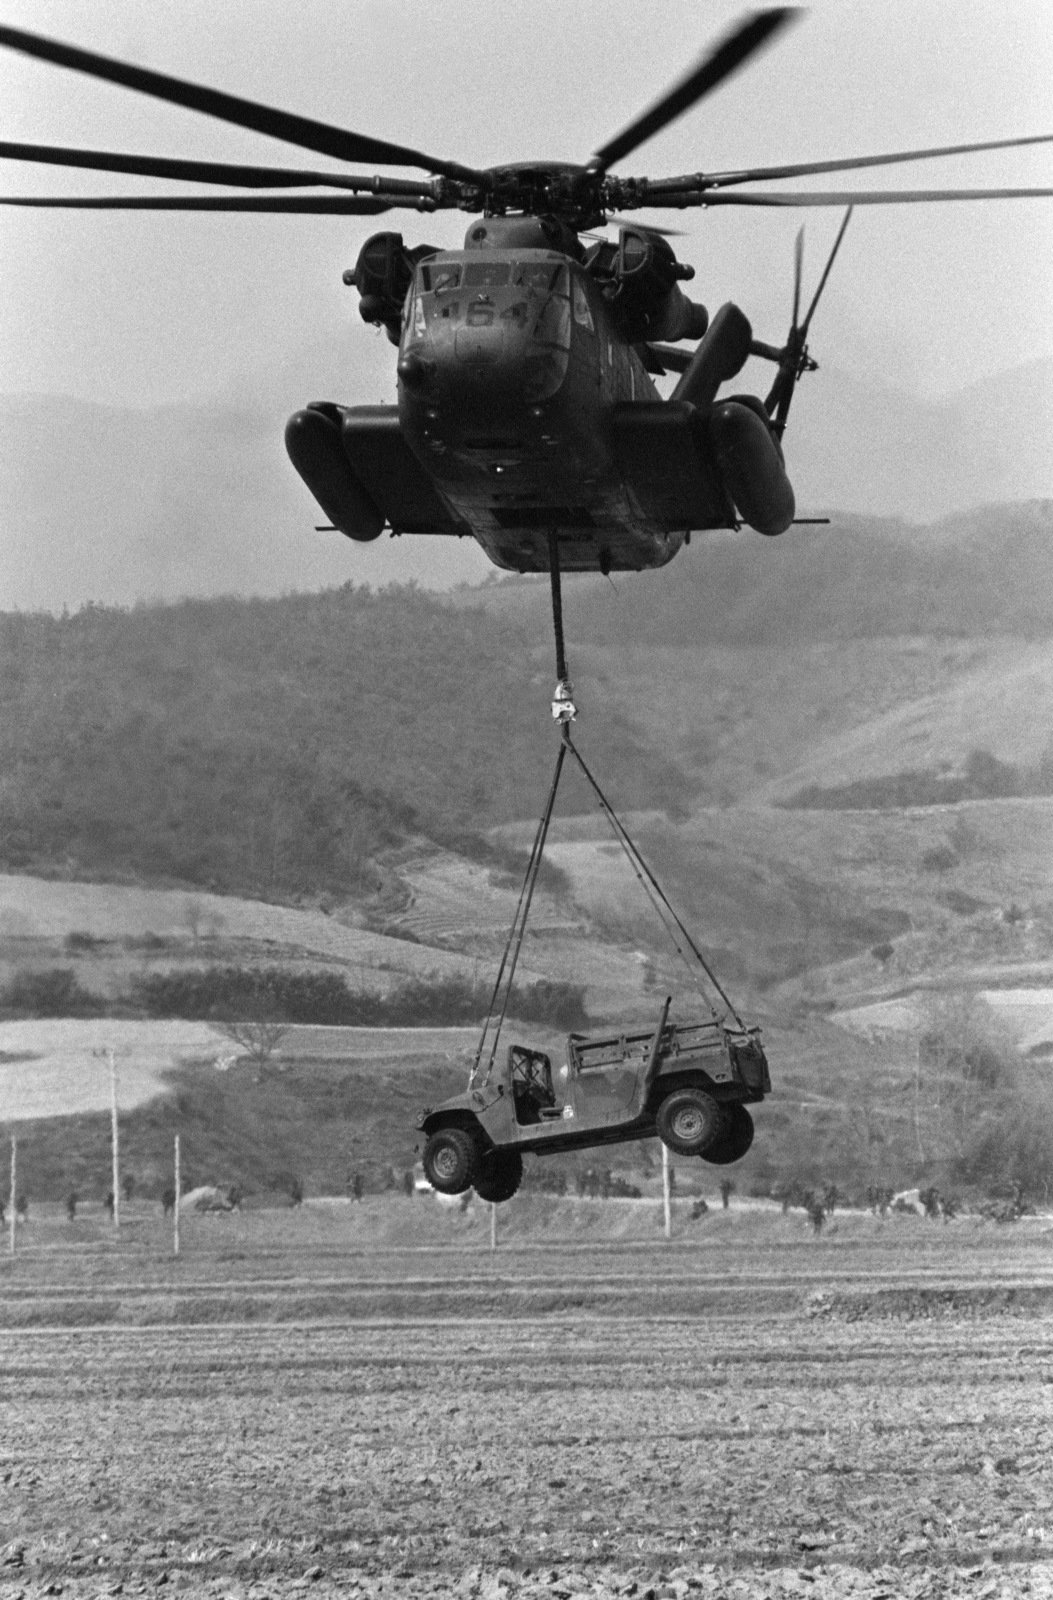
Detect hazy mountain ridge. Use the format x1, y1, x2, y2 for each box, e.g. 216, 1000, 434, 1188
786, 357, 1053, 519
2, 353, 1050, 610
0, 393, 488, 611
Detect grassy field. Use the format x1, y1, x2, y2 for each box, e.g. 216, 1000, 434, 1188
1, 1205, 1052, 1598
0, 1018, 481, 1123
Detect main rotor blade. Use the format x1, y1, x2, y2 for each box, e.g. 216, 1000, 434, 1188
651, 185, 1053, 207
590, 8, 797, 175
0, 193, 412, 213
602, 214, 682, 236
0, 140, 437, 194
693, 132, 1053, 190
0, 24, 485, 184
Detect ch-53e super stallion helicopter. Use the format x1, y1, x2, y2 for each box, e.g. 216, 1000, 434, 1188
2, 9, 1051, 578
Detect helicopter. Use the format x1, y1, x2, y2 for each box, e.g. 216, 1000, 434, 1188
2, 10, 1052, 577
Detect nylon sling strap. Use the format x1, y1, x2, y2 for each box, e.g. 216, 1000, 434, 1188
467, 725, 746, 1094
468, 529, 745, 1094
561, 731, 746, 1030
547, 529, 568, 684
468, 735, 568, 1090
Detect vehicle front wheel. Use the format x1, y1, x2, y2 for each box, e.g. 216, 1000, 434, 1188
473, 1149, 523, 1204
422, 1127, 479, 1195
656, 1087, 725, 1157
701, 1103, 754, 1165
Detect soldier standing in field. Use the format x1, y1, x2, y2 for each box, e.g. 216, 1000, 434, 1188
807, 1194, 826, 1235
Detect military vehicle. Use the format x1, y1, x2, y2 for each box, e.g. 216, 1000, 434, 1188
418, 998, 769, 1202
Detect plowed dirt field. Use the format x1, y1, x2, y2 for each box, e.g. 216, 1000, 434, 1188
2, 1207, 1053, 1599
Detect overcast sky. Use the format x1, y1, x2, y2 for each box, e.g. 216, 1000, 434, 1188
0, 2, 1051, 601
0, 1, 1043, 601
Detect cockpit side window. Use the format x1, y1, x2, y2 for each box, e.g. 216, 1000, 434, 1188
571, 274, 595, 331
422, 262, 461, 292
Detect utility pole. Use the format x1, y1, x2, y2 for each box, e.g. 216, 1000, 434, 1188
92, 1046, 121, 1226
109, 1049, 120, 1228
8, 1135, 16, 1255
662, 1143, 672, 1240
173, 1134, 181, 1257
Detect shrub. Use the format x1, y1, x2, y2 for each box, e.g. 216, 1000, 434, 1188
920, 845, 959, 873
127, 963, 589, 1030
0, 967, 103, 1017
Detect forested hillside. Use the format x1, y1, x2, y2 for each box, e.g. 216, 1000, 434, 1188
0, 585, 688, 899
479, 500, 1053, 648
5, 502, 1053, 903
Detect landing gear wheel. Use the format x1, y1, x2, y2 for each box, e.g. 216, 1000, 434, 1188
422, 1127, 479, 1195
656, 1087, 725, 1157
473, 1149, 524, 1204
701, 1103, 754, 1165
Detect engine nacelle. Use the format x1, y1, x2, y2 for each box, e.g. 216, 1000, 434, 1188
649, 282, 710, 343
343, 233, 438, 345
586, 227, 708, 344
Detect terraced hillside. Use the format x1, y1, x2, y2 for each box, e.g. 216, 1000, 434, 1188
5, 508, 1053, 1200
0, 871, 479, 984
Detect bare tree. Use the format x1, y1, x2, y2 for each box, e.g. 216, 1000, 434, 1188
180, 895, 207, 948
180, 896, 224, 948
916, 992, 1016, 1171
214, 1018, 290, 1071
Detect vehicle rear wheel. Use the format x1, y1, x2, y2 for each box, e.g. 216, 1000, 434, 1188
473, 1148, 523, 1204
656, 1087, 725, 1156
701, 1103, 754, 1165
422, 1126, 479, 1195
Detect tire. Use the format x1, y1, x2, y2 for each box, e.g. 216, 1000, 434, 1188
473, 1149, 523, 1204
656, 1087, 725, 1157
701, 1104, 754, 1166
422, 1127, 479, 1195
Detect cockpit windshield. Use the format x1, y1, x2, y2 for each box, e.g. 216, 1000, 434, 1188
462, 261, 512, 289
514, 263, 568, 295
420, 260, 569, 295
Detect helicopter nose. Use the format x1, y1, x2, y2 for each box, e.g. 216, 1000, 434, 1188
397, 351, 437, 391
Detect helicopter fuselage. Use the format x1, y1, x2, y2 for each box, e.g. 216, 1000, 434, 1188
286, 220, 797, 572
395, 247, 693, 572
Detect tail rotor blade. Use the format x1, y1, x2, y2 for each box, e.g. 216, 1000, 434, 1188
800, 206, 853, 337
791, 225, 804, 331
767, 209, 852, 434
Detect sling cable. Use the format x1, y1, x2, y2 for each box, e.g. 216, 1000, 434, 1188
468, 532, 746, 1092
